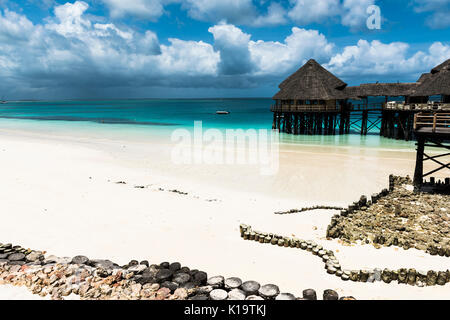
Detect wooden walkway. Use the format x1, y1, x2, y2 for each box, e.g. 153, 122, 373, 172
413, 113, 450, 189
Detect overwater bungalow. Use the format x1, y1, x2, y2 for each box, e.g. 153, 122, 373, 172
271, 59, 350, 135
271, 58, 450, 139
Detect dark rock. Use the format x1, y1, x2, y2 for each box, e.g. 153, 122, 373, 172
407, 269, 416, 285
398, 268, 407, 284
426, 271, 437, 286
169, 262, 181, 271
180, 267, 190, 274
181, 282, 197, 290
71, 255, 89, 265
161, 281, 179, 292
155, 269, 174, 283
194, 271, 208, 285
160, 262, 170, 269
128, 260, 138, 267
7, 253, 25, 261
8, 261, 25, 265
258, 284, 279, 299
241, 280, 260, 296
140, 260, 149, 267
172, 273, 191, 285
437, 272, 447, 286
89, 259, 115, 270
303, 289, 317, 300
323, 289, 339, 300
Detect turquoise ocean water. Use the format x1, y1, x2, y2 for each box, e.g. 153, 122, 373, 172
0, 98, 416, 150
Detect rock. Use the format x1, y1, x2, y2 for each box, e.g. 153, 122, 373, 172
381, 269, 392, 283
437, 272, 447, 286
140, 260, 149, 267
241, 280, 260, 296
193, 271, 207, 285
302, 289, 317, 300
161, 281, 179, 292
228, 289, 246, 300
276, 293, 296, 300
135, 274, 156, 285
156, 287, 171, 300
258, 284, 279, 299
196, 286, 214, 294
7, 253, 25, 261
172, 273, 191, 285
359, 270, 369, 282
224, 277, 242, 290
407, 269, 417, 286
26, 252, 44, 262
169, 262, 181, 271
210, 289, 228, 301
323, 289, 339, 300
71, 255, 89, 265
155, 269, 174, 283
398, 269, 407, 284
426, 271, 437, 286
128, 264, 147, 274
207, 276, 225, 288
160, 262, 170, 269
173, 288, 188, 300
181, 282, 197, 290
246, 295, 264, 300
89, 259, 115, 270
373, 268, 382, 281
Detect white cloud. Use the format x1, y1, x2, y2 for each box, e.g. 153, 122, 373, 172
250, 27, 335, 75
100, 0, 165, 21
341, 0, 376, 29
288, 0, 340, 24
327, 39, 450, 80
412, 0, 450, 29
209, 23, 254, 75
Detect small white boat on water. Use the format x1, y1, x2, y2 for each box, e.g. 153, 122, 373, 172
216, 110, 230, 115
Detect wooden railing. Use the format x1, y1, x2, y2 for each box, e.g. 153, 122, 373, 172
271, 104, 340, 112
414, 112, 450, 133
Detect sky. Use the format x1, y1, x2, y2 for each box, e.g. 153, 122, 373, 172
0, 0, 449, 99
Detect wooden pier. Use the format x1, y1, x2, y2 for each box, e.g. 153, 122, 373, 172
413, 112, 450, 190
272, 58, 450, 141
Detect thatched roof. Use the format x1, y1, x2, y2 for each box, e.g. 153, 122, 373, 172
349, 83, 417, 97
273, 59, 347, 100
417, 73, 432, 83
431, 59, 450, 74
342, 86, 363, 99
411, 70, 450, 96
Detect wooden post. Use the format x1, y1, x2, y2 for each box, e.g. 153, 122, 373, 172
413, 136, 425, 189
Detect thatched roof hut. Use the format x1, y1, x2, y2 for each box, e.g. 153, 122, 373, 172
431, 59, 450, 74
417, 73, 433, 83
273, 59, 347, 100
411, 70, 450, 97
354, 83, 417, 97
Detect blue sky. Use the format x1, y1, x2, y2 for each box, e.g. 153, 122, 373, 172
0, 0, 449, 99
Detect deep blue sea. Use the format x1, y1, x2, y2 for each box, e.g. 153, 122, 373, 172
0, 98, 416, 150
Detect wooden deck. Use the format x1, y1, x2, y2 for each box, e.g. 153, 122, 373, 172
413, 112, 450, 188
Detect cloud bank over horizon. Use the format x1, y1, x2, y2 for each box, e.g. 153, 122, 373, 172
0, 1, 449, 99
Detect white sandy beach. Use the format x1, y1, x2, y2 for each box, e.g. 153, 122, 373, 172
0, 124, 449, 300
